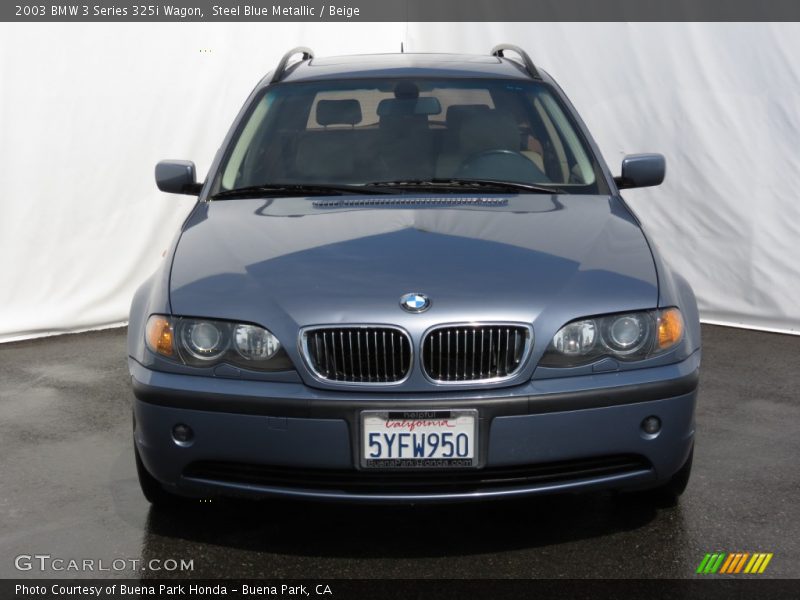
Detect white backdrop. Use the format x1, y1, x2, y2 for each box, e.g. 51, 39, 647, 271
1, 22, 799, 342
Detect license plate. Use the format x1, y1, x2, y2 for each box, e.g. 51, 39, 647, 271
360, 409, 478, 468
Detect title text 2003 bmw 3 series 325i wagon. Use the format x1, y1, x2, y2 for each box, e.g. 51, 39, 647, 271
129, 45, 700, 506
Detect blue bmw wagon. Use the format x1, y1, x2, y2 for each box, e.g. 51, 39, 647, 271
129, 45, 700, 505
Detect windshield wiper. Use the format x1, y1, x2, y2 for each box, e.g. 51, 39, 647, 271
212, 183, 393, 200
213, 179, 563, 200
366, 178, 564, 195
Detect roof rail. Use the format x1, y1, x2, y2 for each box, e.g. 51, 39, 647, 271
490, 44, 541, 80
270, 46, 314, 83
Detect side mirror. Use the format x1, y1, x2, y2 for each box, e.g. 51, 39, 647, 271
155, 160, 202, 195
614, 154, 665, 189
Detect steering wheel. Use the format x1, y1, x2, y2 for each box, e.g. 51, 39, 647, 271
456, 149, 551, 183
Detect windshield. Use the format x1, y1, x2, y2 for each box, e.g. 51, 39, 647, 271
214, 78, 607, 195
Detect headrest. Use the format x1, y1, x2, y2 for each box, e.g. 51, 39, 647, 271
316, 99, 362, 126
377, 96, 442, 117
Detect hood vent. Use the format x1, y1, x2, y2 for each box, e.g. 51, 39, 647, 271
312, 197, 509, 209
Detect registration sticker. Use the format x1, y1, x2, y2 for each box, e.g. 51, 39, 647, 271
360, 409, 478, 468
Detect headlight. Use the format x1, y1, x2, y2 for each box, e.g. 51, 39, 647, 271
552, 320, 596, 355
602, 314, 650, 355
233, 323, 281, 360
145, 315, 292, 371
540, 308, 683, 367
181, 321, 228, 361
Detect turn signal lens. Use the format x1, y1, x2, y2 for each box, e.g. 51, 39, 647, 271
657, 308, 684, 350
146, 315, 175, 357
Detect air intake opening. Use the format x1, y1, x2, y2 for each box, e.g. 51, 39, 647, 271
304, 326, 412, 384
422, 324, 531, 382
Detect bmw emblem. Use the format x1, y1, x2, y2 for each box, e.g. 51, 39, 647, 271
400, 292, 431, 313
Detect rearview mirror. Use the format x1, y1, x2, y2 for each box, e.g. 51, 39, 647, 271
155, 160, 202, 195
614, 154, 665, 189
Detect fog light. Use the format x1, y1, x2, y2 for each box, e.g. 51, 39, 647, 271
172, 423, 194, 444
641, 416, 661, 435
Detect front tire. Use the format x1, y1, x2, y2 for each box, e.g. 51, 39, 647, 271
135, 444, 187, 508
638, 447, 694, 506
661, 446, 693, 498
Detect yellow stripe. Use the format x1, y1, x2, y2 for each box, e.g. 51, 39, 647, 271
720, 553, 737, 574
744, 554, 760, 573
734, 553, 750, 573
758, 553, 773, 573
750, 554, 766, 573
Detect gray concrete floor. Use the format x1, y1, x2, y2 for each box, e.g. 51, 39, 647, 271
0, 325, 798, 579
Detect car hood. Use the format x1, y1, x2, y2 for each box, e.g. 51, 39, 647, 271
170, 194, 657, 351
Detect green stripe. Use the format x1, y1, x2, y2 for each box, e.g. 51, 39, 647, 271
696, 554, 712, 574
710, 553, 727, 573
704, 554, 718, 574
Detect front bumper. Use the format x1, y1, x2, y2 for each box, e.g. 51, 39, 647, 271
131, 351, 699, 502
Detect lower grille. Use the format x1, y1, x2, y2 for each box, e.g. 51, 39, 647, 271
183, 455, 651, 494
422, 324, 531, 382
303, 326, 412, 384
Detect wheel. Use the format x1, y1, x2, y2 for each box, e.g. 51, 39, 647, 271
661, 446, 693, 498
456, 149, 550, 183
134, 443, 187, 508
633, 447, 694, 507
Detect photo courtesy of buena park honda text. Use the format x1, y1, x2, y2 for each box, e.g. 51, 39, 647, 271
1, 0, 799, 598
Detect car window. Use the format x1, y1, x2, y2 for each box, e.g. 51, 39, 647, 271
217, 79, 605, 194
